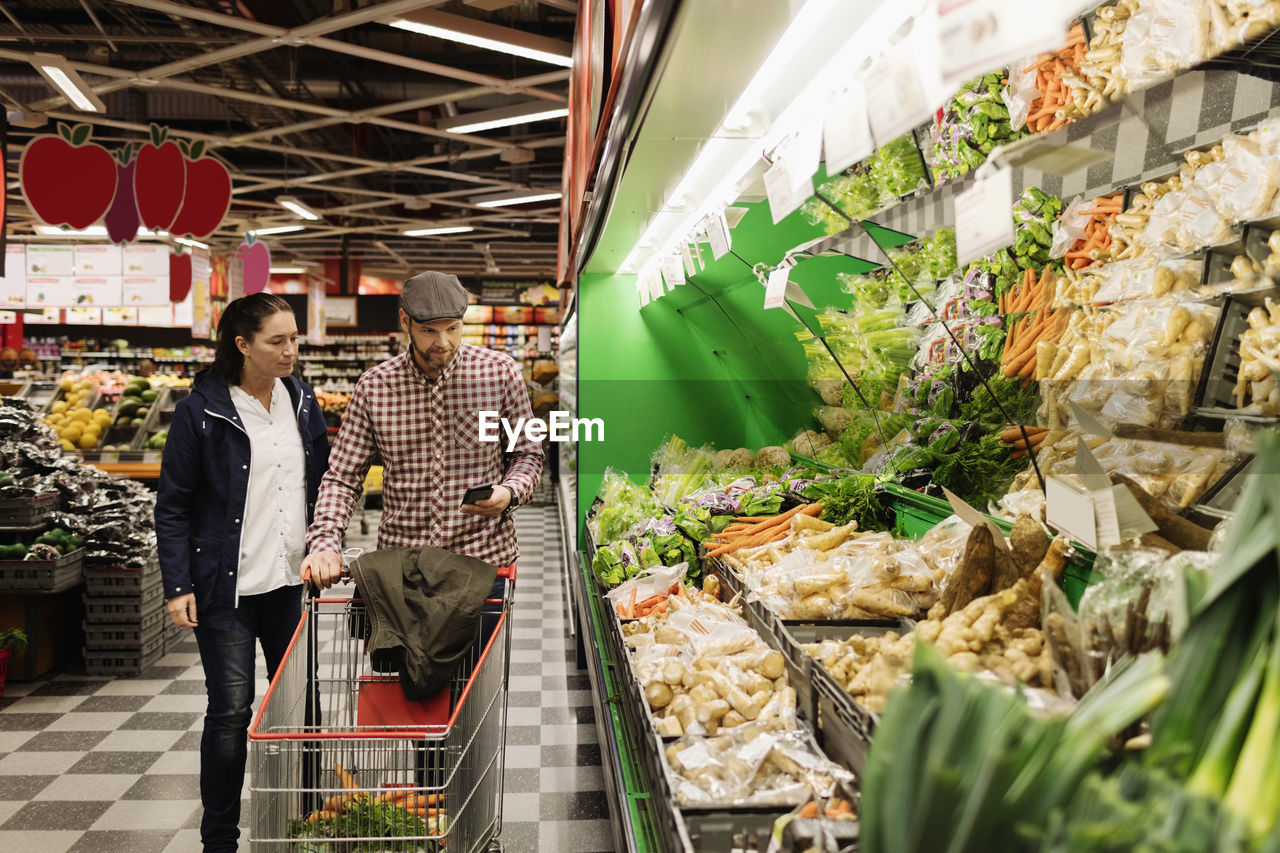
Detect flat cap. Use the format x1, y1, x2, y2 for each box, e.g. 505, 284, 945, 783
401, 270, 468, 323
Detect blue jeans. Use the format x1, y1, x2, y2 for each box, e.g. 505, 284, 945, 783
193, 584, 305, 853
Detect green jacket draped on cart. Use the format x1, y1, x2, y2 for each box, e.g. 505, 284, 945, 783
351, 546, 499, 700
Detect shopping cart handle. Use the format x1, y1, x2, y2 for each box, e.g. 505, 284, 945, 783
498, 564, 516, 583
301, 566, 353, 588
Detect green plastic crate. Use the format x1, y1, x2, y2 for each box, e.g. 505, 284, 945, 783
882, 483, 1096, 609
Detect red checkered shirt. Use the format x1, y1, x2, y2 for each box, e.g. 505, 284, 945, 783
307, 345, 544, 566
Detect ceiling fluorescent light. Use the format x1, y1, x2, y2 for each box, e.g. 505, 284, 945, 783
173, 237, 207, 249
385, 8, 572, 67
31, 53, 105, 112
439, 102, 569, 134
473, 189, 563, 208
403, 225, 475, 237
276, 195, 321, 221
251, 224, 307, 236
269, 266, 307, 274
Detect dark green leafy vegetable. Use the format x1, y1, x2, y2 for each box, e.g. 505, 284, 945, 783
930, 432, 1022, 507
287, 798, 436, 852
806, 475, 890, 531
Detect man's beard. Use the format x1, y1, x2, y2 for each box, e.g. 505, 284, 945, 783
412, 341, 456, 372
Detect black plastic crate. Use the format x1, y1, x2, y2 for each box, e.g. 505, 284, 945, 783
0, 493, 59, 529
82, 610, 166, 650
1194, 285, 1280, 419
82, 581, 165, 623
0, 548, 84, 592
84, 561, 162, 596
82, 636, 165, 676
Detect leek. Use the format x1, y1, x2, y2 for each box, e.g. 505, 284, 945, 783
1222, 619, 1280, 840
1186, 642, 1267, 800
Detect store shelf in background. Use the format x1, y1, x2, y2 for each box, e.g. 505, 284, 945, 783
90, 462, 162, 479
830, 69, 1280, 261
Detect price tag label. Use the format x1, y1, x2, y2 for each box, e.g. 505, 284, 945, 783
637, 280, 650, 308
935, 0, 1069, 88
705, 211, 731, 260
943, 487, 1011, 553
0, 310, 16, 324
1046, 476, 1097, 550
764, 158, 808, 224
954, 165, 1015, 266
863, 14, 942, 145
647, 272, 664, 300
682, 245, 698, 278
659, 256, 685, 288
788, 118, 823, 193
764, 265, 791, 310
823, 83, 874, 174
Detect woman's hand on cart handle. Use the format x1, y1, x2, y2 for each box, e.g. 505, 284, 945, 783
301, 550, 345, 590
166, 593, 197, 628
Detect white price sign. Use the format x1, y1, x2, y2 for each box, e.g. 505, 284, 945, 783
954, 165, 1015, 266
935, 0, 1070, 88
659, 255, 685, 288
823, 84, 874, 174
764, 158, 808, 224
764, 264, 791, 310
1045, 477, 1098, 551
647, 272, 664, 300
705, 211, 731, 260
787, 118, 823, 193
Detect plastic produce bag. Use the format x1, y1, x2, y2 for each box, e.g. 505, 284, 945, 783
606, 562, 688, 617
665, 724, 855, 807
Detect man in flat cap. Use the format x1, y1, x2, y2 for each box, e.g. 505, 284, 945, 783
302, 271, 543, 589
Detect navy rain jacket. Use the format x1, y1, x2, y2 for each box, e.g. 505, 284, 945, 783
155, 369, 330, 625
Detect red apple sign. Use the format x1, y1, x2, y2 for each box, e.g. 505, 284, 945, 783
237, 234, 270, 295
20, 123, 118, 229
134, 124, 186, 231
170, 251, 193, 303
169, 140, 232, 239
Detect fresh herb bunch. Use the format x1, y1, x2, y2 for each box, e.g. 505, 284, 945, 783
287, 799, 436, 852
930, 432, 1023, 508
957, 374, 1041, 433
808, 475, 891, 531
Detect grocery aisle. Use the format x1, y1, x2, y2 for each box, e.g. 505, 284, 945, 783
0, 502, 611, 853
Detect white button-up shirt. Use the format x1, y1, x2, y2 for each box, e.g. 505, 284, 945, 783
229, 379, 307, 597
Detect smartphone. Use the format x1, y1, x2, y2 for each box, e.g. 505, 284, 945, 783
462, 484, 495, 506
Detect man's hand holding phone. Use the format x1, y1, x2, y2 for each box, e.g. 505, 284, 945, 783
460, 483, 511, 517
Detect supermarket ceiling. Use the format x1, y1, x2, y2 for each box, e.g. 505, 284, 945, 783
0, 0, 575, 279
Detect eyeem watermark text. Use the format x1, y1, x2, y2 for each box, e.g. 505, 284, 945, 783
478, 411, 604, 451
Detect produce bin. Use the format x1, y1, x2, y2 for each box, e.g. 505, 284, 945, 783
1194, 284, 1280, 419
82, 580, 165, 623
883, 483, 1096, 608
0, 547, 84, 593
0, 493, 60, 529
83, 558, 161, 596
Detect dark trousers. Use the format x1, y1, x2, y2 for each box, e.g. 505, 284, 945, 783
193, 584, 307, 853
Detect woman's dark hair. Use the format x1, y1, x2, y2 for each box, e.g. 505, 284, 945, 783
211, 293, 294, 380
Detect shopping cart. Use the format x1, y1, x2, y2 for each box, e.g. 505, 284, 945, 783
248, 561, 515, 852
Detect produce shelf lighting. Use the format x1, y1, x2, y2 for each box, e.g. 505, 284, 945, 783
438, 102, 569, 134
251, 224, 307, 236
473, 189, 562, 208
31, 53, 105, 113
269, 266, 307, 274
276, 195, 321, 221
403, 225, 475, 237
385, 8, 572, 67
619, 0, 908, 282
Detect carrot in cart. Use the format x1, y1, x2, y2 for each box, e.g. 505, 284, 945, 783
307, 810, 340, 822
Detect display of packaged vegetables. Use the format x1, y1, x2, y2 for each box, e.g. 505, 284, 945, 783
929, 71, 1029, 183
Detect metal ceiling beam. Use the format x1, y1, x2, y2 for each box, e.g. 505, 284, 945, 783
1, 48, 526, 153
535, 0, 579, 12
47, 0, 568, 114
227, 69, 569, 144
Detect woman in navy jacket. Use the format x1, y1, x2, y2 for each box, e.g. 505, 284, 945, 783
156, 293, 329, 853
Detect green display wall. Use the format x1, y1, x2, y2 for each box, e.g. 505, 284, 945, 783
577, 198, 912, 525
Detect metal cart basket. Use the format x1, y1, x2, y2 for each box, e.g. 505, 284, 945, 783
248, 565, 514, 852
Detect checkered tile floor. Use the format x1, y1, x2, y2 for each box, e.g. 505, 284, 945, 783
0, 503, 611, 852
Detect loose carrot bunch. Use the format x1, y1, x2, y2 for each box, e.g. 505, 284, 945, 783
999, 425, 1049, 459
1063, 192, 1123, 270
705, 503, 822, 558
615, 582, 688, 619
1023, 22, 1087, 134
